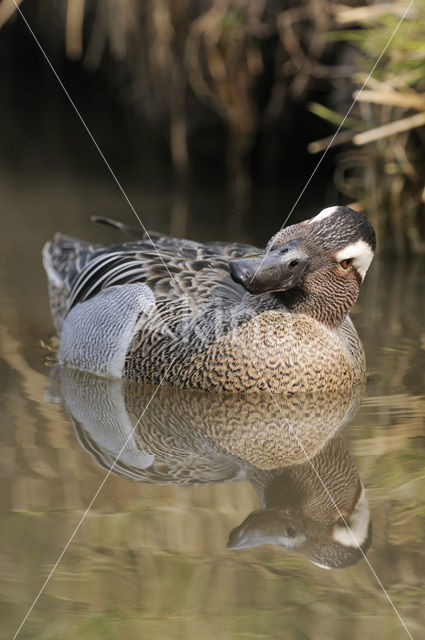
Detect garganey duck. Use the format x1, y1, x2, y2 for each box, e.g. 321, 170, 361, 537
43, 206, 375, 393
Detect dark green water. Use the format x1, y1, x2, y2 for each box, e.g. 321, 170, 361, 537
1, 179, 424, 640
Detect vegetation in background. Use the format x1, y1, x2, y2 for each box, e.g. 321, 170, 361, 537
3, 1, 425, 250
2, 0, 340, 234
310, 1, 425, 254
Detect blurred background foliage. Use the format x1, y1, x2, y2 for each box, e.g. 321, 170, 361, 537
309, 0, 425, 254
1, 0, 425, 251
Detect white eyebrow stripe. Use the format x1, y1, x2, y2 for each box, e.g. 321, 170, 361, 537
309, 206, 339, 223
335, 239, 374, 279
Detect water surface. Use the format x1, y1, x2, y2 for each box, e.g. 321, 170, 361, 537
1, 187, 424, 639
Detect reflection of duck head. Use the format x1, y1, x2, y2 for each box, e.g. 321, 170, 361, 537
227, 434, 371, 569
53, 368, 371, 568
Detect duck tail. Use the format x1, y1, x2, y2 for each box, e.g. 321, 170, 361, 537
91, 215, 150, 240
42, 233, 94, 333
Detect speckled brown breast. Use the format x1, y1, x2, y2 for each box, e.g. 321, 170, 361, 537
124, 308, 365, 393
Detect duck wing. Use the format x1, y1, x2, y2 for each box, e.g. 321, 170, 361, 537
91, 215, 256, 258
43, 230, 257, 330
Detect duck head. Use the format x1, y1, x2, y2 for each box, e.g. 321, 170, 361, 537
229, 206, 376, 328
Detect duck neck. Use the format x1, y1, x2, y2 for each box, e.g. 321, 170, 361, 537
242, 292, 284, 313
277, 286, 355, 329
242, 285, 356, 329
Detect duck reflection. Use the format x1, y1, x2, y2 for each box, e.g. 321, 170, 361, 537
53, 368, 371, 569
228, 435, 370, 569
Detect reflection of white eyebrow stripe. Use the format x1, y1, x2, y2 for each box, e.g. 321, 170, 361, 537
332, 486, 370, 547
312, 561, 332, 570
335, 239, 374, 279
309, 206, 339, 223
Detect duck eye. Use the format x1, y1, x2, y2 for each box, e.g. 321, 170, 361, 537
289, 260, 299, 268
340, 258, 352, 270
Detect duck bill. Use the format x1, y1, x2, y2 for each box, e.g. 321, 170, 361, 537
229, 241, 310, 295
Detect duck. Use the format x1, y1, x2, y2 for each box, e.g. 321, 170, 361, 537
54, 367, 371, 569
42, 205, 376, 393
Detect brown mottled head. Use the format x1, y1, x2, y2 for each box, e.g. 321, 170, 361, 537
230, 206, 376, 328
